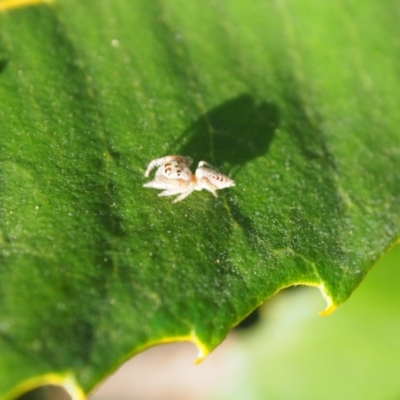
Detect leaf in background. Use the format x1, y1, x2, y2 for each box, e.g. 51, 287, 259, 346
0, 0, 399, 398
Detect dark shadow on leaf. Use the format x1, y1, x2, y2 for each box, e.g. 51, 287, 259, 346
176, 94, 279, 172
0, 60, 8, 75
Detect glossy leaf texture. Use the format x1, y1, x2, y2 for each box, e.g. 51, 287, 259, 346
0, 0, 399, 398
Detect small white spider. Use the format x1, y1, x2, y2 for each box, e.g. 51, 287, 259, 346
143, 155, 235, 203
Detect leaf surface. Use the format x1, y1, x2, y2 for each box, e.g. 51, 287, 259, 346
0, 0, 399, 397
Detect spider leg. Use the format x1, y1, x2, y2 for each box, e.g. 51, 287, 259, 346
158, 188, 185, 197
143, 181, 171, 189
172, 187, 196, 203
145, 155, 193, 177
197, 161, 214, 169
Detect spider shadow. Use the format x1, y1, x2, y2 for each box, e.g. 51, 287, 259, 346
174, 93, 280, 173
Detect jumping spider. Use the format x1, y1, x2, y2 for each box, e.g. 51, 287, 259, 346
143, 155, 235, 203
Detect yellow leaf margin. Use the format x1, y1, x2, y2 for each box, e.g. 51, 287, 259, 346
0, 0, 52, 12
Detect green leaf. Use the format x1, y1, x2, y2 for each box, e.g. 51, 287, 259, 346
0, 0, 399, 398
